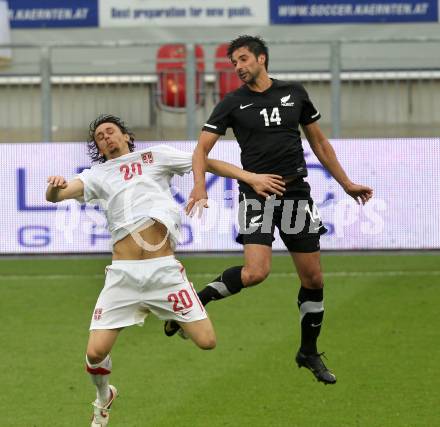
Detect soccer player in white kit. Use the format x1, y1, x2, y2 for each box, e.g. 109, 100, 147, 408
45, 114, 286, 426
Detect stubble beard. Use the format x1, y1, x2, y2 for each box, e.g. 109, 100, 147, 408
106, 145, 122, 159
243, 68, 262, 87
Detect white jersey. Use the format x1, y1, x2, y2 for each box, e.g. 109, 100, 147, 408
76, 145, 192, 247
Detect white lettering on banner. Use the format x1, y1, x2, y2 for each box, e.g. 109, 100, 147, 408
10, 8, 89, 21
360, 200, 387, 235
99, 0, 268, 27
278, 2, 431, 18
0, 139, 439, 253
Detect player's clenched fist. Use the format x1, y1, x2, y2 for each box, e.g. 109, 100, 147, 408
47, 175, 68, 188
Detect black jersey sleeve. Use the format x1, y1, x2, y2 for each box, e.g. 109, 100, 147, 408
202, 99, 232, 135
298, 84, 321, 125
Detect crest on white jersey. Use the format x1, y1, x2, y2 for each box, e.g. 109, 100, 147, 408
280, 94, 294, 107
142, 151, 154, 164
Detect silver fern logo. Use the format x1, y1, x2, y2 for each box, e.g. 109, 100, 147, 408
280, 94, 294, 106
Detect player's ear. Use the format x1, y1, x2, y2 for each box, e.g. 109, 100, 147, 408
258, 54, 266, 65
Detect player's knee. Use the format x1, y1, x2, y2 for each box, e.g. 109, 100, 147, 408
86, 348, 109, 364
196, 335, 216, 350
302, 272, 323, 289
242, 267, 270, 286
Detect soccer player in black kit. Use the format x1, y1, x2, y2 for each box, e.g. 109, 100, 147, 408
166, 35, 373, 384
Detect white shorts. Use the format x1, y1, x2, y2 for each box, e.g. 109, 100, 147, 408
90, 255, 206, 330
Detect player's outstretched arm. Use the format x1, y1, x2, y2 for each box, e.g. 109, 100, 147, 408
46, 176, 84, 203
186, 131, 220, 216
302, 121, 373, 205
206, 159, 286, 198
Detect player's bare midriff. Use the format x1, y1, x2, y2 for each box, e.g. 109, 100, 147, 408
112, 221, 174, 260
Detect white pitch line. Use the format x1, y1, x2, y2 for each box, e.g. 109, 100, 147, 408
0, 271, 439, 281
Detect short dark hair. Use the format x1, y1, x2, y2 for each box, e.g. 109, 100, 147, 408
227, 35, 269, 70
87, 114, 135, 163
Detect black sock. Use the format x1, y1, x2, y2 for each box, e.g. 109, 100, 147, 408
198, 266, 244, 306
297, 287, 324, 355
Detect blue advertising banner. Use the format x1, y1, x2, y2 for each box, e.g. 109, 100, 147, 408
270, 0, 438, 24
8, 0, 98, 28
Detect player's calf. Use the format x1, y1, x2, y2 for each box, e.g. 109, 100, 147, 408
197, 266, 245, 305
164, 318, 216, 349
86, 354, 113, 405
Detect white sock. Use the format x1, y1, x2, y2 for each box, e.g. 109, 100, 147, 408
86, 355, 112, 405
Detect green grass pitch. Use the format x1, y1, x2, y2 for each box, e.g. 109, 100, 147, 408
0, 254, 439, 427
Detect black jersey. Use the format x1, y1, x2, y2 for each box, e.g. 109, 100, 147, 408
202, 79, 320, 190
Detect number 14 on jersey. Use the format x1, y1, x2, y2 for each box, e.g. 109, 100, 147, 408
260, 107, 281, 126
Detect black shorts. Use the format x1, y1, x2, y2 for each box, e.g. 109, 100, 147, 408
236, 179, 327, 253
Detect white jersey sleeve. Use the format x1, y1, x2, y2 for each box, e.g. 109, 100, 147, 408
148, 145, 192, 176
75, 167, 101, 204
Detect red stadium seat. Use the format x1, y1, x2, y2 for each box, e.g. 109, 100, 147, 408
156, 44, 205, 111
214, 43, 242, 101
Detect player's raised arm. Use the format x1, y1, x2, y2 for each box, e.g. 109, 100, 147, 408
206, 159, 285, 198
186, 131, 220, 215
302, 121, 373, 205
46, 176, 84, 203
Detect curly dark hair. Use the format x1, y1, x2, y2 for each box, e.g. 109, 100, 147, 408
87, 114, 135, 163
227, 35, 269, 70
